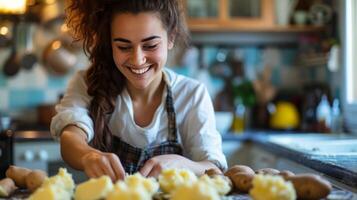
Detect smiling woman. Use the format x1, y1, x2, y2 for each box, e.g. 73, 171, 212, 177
50, 0, 227, 182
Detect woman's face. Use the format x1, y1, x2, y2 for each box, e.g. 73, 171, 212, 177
111, 12, 173, 90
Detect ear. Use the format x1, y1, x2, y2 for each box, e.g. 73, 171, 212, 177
168, 33, 175, 50
168, 40, 174, 50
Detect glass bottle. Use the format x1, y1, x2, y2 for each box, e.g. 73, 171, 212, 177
231, 99, 245, 134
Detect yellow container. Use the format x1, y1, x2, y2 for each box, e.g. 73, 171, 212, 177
270, 101, 300, 129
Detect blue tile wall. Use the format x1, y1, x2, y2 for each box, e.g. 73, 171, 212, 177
9, 89, 45, 109
0, 73, 6, 87
0, 67, 72, 115
0, 45, 339, 116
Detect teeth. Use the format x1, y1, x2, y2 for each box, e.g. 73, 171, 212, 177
129, 66, 150, 75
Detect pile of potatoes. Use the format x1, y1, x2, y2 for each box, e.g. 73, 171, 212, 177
0, 165, 333, 200
217, 165, 332, 200
0, 165, 47, 197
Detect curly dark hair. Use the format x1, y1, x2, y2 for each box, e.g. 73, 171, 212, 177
65, 0, 189, 151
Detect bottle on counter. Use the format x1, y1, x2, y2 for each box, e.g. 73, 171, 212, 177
231, 99, 245, 134
316, 95, 332, 132
330, 98, 343, 133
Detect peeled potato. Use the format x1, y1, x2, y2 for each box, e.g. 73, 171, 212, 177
250, 174, 296, 200
0, 178, 17, 197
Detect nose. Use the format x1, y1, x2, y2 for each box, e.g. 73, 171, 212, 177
130, 47, 146, 66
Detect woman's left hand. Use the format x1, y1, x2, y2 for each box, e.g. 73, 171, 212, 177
139, 154, 193, 177
139, 154, 219, 177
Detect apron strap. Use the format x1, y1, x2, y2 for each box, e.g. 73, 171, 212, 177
165, 85, 178, 142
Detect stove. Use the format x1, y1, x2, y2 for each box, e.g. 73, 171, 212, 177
0, 130, 13, 179
0, 130, 87, 183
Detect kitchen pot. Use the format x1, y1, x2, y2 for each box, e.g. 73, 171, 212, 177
42, 38, 77, 75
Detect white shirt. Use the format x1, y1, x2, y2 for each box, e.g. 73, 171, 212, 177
50, 68, 227, 170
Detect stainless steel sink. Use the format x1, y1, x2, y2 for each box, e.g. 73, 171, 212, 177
267, 134, 357, 155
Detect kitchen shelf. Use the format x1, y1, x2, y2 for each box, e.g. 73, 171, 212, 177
182, 0, 326, 34
189, 25, 326, 33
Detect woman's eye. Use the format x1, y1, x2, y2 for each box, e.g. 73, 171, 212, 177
117, 46, 131, 51
143, 44, 158, 50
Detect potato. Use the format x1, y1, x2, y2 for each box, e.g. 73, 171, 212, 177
286, 174, 332, 200
0, 178, 17, 197
229, 172, 255, 193
205, 168, 223, 176
279, 170, 295, 179
6, 165, 32, 188
224, 165, 254, 177
224, 165, 255, 193
25, 170, 48, 192
255, 168, 280, 175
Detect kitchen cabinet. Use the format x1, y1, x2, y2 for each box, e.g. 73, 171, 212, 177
181, 0, 324, 32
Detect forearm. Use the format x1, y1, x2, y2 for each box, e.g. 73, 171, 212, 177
60, 125, 98, 170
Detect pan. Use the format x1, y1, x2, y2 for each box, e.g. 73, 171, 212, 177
20, 23, 38, 70
3, 21, 21, 77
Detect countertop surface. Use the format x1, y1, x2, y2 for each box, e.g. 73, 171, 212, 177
222, 132, 357, 189
6, 128, 357, 190
3, 188, 354, 200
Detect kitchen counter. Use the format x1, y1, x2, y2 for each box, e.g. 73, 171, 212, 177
222, 132, 357, 190
7, 128, 357, 190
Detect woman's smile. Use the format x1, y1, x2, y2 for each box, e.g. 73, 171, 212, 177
126, 64, 152, 75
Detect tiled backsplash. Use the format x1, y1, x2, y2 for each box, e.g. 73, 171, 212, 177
0, 47, 89, 121
0, 45, 340, 122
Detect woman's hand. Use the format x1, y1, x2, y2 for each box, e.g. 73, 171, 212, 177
81, 150, 125, 181
139, 154, 218, 178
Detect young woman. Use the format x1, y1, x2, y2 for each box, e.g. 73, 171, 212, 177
51, 0, 227, 181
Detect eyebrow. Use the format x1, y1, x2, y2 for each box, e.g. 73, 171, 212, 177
113, 36, 161, 43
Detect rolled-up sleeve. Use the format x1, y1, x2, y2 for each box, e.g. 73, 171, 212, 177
182, 84, 228, 171
50, 71, 94, 142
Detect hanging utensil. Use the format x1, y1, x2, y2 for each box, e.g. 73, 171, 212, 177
3, 21, 21, 77
27, 0, 65, 25
42, 38, 78, 76
20, 23, 38, 70
0, 20, 12, 48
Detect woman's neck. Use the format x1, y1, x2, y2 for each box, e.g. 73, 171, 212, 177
127, 72, 165, 105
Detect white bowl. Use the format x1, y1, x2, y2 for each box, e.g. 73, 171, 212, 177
215, 112, 233, 135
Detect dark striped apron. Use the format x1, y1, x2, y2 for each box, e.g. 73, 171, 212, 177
111, 85, 183, 174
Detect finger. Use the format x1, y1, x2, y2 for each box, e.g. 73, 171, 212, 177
108, 154, 126, 181
139, 159, 156, 177
147, 164, 162, 178
100, 160, 116, 182
85, 166, 103, 179
84, 168, 96, 179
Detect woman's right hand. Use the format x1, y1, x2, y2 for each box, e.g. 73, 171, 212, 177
81, 150, 125, 181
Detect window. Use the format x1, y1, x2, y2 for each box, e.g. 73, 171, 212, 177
343, 0, 357, 133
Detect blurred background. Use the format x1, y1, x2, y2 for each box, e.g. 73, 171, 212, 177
0, 0, 347, 134
2, 1, 357, 192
